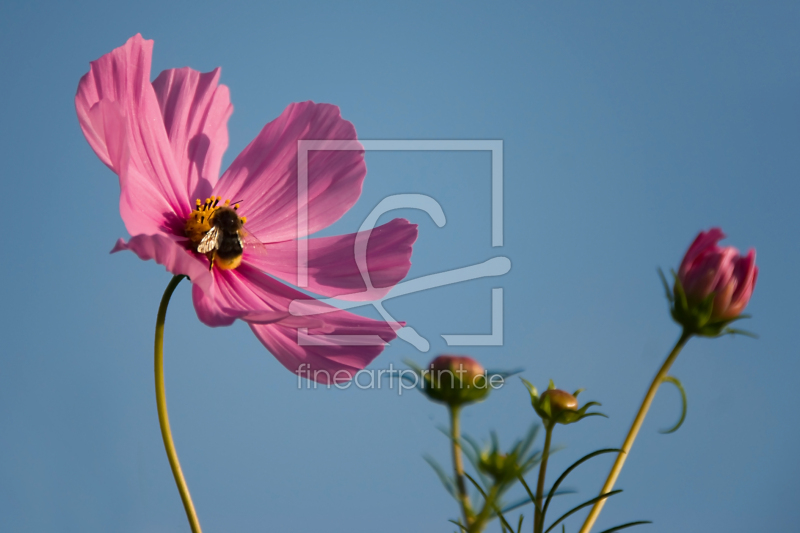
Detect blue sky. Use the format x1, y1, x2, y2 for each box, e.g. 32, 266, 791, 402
1, 1, 798, 532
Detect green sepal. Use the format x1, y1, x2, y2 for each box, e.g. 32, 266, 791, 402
539, 393, 553, 419
723, 327, 758, 338
663, 272, 758, 338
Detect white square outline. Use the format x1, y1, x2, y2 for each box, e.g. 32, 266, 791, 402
295, 139, 504, 348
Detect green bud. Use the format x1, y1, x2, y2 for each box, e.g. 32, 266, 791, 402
540, 389, 579, 415
473, 430, 539, 486
522, 378, 606, 427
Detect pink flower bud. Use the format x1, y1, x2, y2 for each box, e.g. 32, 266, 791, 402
678, 228, 758, 321
425, 355, 489, 405
430, 355, 485, 381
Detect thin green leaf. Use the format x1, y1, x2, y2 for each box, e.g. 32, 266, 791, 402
424, 455, 456, 498
447, 519, 468, 532
403, 358, 424, 373
541, 448, 622, 521
501, 490, 575, 514
581, 412, 609, 419
462, 433, 483, 457
494, 506, 515, 532
487, 367, 524, 379
520, 451, 543, 474
465, 474, 515, 532
597, 520, 653, 533
459, 434, 491, 487
517, 514, 524, 533
659, 376, 687, 434
522, 378, 538, 399
657, 268, 673, 303
465, 473, 499, 527
724, 327, 759, 339
516, 474, 536, 504
464, 473, 488, 499
518, 423, 541, 457
543, 490, 623, 533
500, 496, 532, 514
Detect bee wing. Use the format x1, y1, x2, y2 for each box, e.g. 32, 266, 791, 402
197, 226, 221, 254
239, 225, 269, 260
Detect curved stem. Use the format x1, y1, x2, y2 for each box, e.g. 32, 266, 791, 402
449, 405, 472, 530
534, 424, 553, 533
155, 275, 202, 533
578, 330, 692, 533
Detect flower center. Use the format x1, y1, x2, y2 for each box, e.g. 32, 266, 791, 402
185, 196, 248, 270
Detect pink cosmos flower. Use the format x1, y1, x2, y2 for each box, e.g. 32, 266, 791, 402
678, 228, 758, 321
76, 35, 417, 382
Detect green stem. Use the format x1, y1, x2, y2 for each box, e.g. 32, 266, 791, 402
450, 405, 472, 530
155, 275, 202, 533
534, 424, 554, 533
471, 483, 500, 533
578, 330, 692, 533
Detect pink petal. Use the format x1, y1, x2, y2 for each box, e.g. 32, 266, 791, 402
684, 247, 737, 300
728, 249, 758, 315
249, 321, 387, 384
192, 264, 398, 382
191, 266, 325, 328
712, 278, 736, 319
75, 34, 191, 237
152, 67, 233, 202
678, 227, 726, 280
246, 218, 417, 301
111, 234, 213, 294
710, 247, 739, 293
212, 102, 366, 243
192, 283, 237, 327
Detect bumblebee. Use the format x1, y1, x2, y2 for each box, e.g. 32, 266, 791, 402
185, 196, 254, 271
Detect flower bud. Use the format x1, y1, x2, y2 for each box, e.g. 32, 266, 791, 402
423, 355, 489, 406
668, 228, 758, 336
539, 389, 578, 416
523, 379, 605, 427
478, 450, 511, 481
